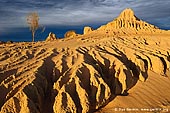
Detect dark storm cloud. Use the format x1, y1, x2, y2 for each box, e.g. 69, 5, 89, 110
0, 0, 170, 33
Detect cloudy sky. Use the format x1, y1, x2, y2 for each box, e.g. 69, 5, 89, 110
0, 0, 170, 41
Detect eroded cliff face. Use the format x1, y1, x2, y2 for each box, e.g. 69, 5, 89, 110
0, 8, 170, 113
98, 8, 162, 34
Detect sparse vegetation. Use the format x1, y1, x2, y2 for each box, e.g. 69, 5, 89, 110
6, 41, 13, 44
26, 12, 39, 42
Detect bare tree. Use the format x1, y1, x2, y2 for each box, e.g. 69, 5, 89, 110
26, 12, 39, 42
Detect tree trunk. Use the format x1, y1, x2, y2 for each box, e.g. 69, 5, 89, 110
32, 31, 35, 42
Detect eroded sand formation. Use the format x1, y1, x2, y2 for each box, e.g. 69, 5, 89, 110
98, 8, 162, 34
45, 32, 57, 42
83, 26, 93, 35
0, 8, 170, 113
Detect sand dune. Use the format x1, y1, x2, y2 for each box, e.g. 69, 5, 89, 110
0, 8, 170, 113
96, 70, 170, 113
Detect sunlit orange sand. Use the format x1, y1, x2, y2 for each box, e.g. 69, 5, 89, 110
0, 8, 170, 113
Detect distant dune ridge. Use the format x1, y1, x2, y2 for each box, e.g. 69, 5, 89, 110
0, 8, 170, 113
